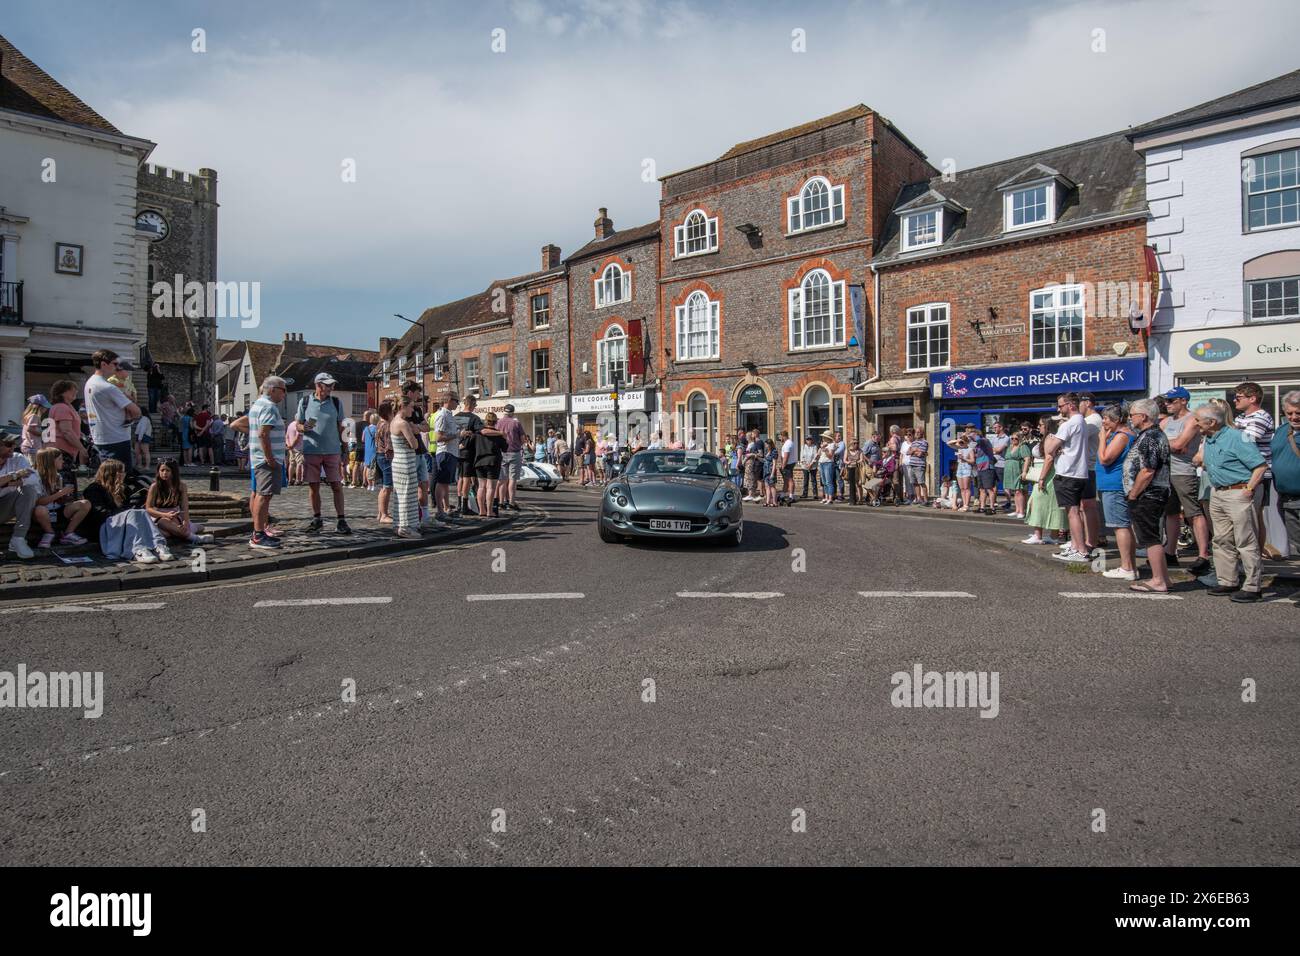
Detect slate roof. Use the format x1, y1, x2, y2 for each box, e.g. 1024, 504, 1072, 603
1129, 68, 1300, 138
874, 131, 1147, 266
372, 285, 510, 374
278, 355, 373, 393
0, 34, 120, 134
147, 315, 198, 365
564, 221, 661, 264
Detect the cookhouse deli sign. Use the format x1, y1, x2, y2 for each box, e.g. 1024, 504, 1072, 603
571, 390, 647, 413
930, 357, 1147, 399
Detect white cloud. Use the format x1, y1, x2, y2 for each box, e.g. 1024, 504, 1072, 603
93, 0, 1299, 343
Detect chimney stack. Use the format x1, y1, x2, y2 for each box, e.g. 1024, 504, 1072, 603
379, 337, 395, 355
281, 331, 307, 361
594, 207, 614, 240
541, 244, 562, 270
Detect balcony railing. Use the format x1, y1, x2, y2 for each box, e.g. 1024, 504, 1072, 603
0, 281, 22, 325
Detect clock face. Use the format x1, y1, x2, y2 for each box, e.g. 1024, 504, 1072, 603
136, 210, 169, 242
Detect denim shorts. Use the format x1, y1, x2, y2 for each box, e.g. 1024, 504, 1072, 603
416, 452, 431, 485
1100, 490, 1130, 528
376, 455, 394, 489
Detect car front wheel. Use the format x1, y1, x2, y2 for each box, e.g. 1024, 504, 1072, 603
722, 520, 742, 547
598, 518, 621, 543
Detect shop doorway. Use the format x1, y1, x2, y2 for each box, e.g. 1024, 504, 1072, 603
736, 384, 769, 440
876, 413, 912, 443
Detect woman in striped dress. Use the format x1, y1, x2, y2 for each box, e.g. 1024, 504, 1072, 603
388, 398, 421, 539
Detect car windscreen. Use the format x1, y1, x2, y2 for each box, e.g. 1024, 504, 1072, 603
625, 451, 727, 478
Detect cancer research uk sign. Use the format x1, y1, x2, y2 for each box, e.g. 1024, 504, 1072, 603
929, 357, 1146, 400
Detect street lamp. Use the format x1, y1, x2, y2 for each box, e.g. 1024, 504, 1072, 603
394, 313, 425, 381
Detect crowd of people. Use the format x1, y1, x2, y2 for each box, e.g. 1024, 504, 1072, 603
231, 374, 547, 549
2, 349, 216, 563
1009, 385, 1297, 600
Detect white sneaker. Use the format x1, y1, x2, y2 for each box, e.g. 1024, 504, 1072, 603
7, 537, 34, 560
1054, 550, 1089, 563
1021, 535, 1043, 544
155, 548, 175, 562
190, 533, 215, 544
134, 549, 158, 564
1102, 567, 1137, 581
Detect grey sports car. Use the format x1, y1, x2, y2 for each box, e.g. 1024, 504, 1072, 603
598, 450, 743, 546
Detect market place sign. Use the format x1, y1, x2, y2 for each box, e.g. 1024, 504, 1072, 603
929, 357, 1147, 399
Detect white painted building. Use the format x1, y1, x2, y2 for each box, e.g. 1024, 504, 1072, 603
1131, 68, 1300, 412
0, 35, 156, 425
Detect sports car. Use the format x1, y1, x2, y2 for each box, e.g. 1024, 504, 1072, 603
598, 450, 743, 545
518, 460, 560, 491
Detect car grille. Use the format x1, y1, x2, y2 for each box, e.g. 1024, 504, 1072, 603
630, 512, 710, 532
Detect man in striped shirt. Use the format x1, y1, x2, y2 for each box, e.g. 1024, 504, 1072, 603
1233, 381, 1275, 544
237, 376, 288, 550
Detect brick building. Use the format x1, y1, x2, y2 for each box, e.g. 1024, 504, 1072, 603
869, 131, 1152, 480
564, 209, 660, 445
657, 106, 934, 451
373, 243, 569, 440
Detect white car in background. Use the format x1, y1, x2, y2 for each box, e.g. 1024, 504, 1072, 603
518, 460, 560, 491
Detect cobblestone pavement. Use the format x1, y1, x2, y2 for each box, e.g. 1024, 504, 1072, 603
0, 478, 519, 599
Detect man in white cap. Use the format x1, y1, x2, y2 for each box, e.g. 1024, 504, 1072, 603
294, 371, 351, 534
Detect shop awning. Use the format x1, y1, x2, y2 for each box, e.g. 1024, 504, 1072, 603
852, 376, 928, 395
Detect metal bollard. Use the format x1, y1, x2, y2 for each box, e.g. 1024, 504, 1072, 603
209, 467, 220, 492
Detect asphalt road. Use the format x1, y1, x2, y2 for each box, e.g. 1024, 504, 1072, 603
1, 488, 1297, 865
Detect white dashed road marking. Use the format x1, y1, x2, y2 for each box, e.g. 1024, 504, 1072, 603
676, 591, 784, 599
253, 597, 393, 607
857, 591, 975, 598
465, 592, 585, 601
28, 602, 167, 613
1058, 591, 1183, 600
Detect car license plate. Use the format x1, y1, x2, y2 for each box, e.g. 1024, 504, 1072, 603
650, 519, 692, 532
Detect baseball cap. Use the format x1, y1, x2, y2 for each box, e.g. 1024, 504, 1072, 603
1163, 386, 1191, 401
27, 394, 51, 409
116, 359, 136, 372
314, 372, 337, 385
504, 404, 515, 414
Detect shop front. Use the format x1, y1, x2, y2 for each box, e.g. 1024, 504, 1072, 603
851, 376, 928, 440
475, 393, 568, 443
1169, 321, 1300, 422
570, 388, 659, 447
928, 356, 1148, 480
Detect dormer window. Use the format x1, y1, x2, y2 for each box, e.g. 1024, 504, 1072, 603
595, 262, 631, 307
674, 210, 719, 258
901, 209, 941, 251
788, 177, 845, 234
1007, 184, 1050, 229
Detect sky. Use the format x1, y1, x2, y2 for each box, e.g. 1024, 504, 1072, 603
5, 0, 1297, 349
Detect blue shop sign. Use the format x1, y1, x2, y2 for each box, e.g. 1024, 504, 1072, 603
929, 357, 1146, 400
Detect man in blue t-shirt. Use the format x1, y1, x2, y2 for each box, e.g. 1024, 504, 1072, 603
295, 372, 350, 534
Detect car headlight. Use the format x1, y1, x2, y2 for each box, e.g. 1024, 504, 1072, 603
617, 496, 629, 507
723, 490, 736, 504
608, 486, 621, 499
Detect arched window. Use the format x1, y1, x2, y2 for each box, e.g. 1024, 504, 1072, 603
788, 176, 845, 233
674, 290, 720, 360
674, 209, 719, 257
788, 268, 846, 350
804, 386, 830, 443
598, 326, 626, 388
595, 263, 630, 307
